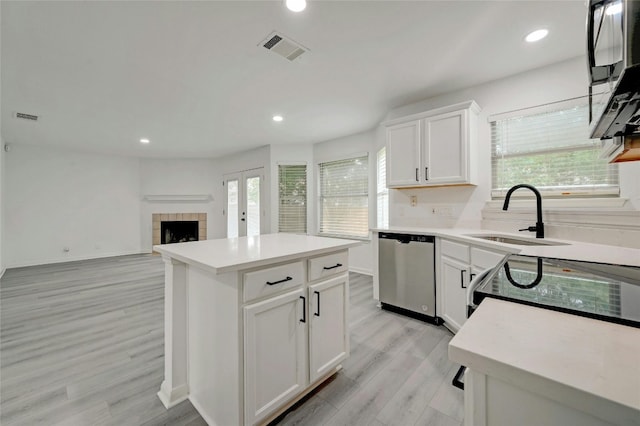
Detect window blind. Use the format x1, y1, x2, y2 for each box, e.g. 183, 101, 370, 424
319, 155, 369, 239
376, 148, 389, 228
278, 165, 307, 234
491, 102, 618, 198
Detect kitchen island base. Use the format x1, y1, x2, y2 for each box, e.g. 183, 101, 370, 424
154, 234, 359, 426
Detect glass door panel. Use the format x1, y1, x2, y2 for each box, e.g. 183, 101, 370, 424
224, 168, 264, 238
226, 178, 239, 238
246, 175, 261, 237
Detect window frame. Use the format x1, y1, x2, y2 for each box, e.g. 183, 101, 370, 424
277, 163, 308, 234
376, 147, 389, 229
489, 97, 619, 199
316, 153, 370, 240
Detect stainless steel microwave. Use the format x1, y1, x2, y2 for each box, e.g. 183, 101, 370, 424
587, 0, 640, 161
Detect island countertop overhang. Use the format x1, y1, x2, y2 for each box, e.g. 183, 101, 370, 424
153, 233, 362, 274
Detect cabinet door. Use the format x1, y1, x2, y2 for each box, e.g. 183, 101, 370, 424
386, 120, 421, 187
308, 274, 349, 383
244, 288, 307, 425
440, 256, 469, 333
423, 110, 468, 185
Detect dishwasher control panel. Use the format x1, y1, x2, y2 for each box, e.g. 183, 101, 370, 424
379, 232, 435, 243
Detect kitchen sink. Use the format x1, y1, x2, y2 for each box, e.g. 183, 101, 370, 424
465, 234, 570, 246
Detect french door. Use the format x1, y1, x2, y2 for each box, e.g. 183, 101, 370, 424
224, 168, 264, 238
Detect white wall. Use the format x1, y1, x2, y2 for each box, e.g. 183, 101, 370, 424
0, 138, 4, 275
0, 3, 4, 275
139, 158, 221, 251
5, 144, 141, 267
269, 144, 314, 234
383, 56, 640, 246
313, 130, 377, 275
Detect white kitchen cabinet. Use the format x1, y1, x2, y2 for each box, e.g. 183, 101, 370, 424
244, 288, 308, 425
441, 255, 470, 333
439, 239, 507, 333
386, 119, 422, 186
308, 275, 349, 382
155, 235, 359, 426
385, 101, 480, 188
243, 265, 349, 425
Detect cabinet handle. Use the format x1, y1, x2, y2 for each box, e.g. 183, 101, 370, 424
470, 273, 476, 283
415, 168, 419, 182
300, 296, 306, 323
460, 270, 467, 289
314, 291, 320, 316
266, 276, 292, 285
323, 263, 343, 270
425, 167, 429, 181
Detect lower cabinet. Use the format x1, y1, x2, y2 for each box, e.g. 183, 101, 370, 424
308, 275, 349, 382
243, 271, 349, 425
243, 288, 308, 426
439, 239, 507, 333
440, 255, 469, 333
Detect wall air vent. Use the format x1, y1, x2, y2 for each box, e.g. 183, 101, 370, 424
15, 112, 38, 121
260, 31, 308, 61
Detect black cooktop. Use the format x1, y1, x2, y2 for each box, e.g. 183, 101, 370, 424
473, 255, 640, 329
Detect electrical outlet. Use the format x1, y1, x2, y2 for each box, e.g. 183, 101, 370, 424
410, 195, 417, 207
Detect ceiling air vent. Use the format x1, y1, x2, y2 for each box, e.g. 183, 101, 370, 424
260, 31, 308, 61
15, 112, 39, 121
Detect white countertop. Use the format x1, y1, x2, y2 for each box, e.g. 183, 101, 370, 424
372, 227, 640, 267
153, 233, 362, 274
449, 298, 640, 416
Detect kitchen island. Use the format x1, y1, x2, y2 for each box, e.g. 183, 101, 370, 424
153, 233, 361, 426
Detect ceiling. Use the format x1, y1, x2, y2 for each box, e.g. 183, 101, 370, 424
1, 0, 587, 159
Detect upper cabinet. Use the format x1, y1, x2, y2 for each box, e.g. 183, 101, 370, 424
385, 101, 480, 188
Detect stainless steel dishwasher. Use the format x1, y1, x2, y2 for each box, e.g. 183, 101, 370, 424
378, 232, 441, 324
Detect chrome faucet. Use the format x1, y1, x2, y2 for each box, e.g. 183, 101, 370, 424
502, 184, 544, 238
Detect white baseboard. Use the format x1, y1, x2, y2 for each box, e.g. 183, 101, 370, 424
349, 266, 373, 276
5, 250, 145, 269
157, 381, 189, 409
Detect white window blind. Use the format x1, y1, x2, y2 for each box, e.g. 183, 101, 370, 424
319, 155, 369, 239
376, 148, 389, 228
278, 164, 307, 234
491, 102, 618, 198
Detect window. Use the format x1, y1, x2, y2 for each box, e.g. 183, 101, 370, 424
318, 155, 369, 239
376, 148, 389, 228
278, 164, 307, 234
491, 101, 618, 198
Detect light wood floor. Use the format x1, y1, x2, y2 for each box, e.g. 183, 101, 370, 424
1, 254, 463, 426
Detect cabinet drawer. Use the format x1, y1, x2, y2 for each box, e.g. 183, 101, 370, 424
471, 247, 506, 270
243, 261, 304, 303
308, 251, 348, 281
440, 239, 470, 263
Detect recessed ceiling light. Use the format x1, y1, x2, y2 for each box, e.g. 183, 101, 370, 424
273, 115, 284, 122
140, 138, 150, 144
605, 2, 622, 15
285, 0, 306, 12
525, 29, 549, 43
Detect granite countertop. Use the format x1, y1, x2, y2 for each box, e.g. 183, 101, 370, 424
449, 298, 640, 422
153, 233, 361, 274
371, 227, 640, 267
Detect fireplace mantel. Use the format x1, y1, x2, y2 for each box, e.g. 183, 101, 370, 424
143, 194, 212, 203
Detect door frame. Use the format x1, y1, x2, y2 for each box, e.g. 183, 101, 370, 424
223, 167, 266, 238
